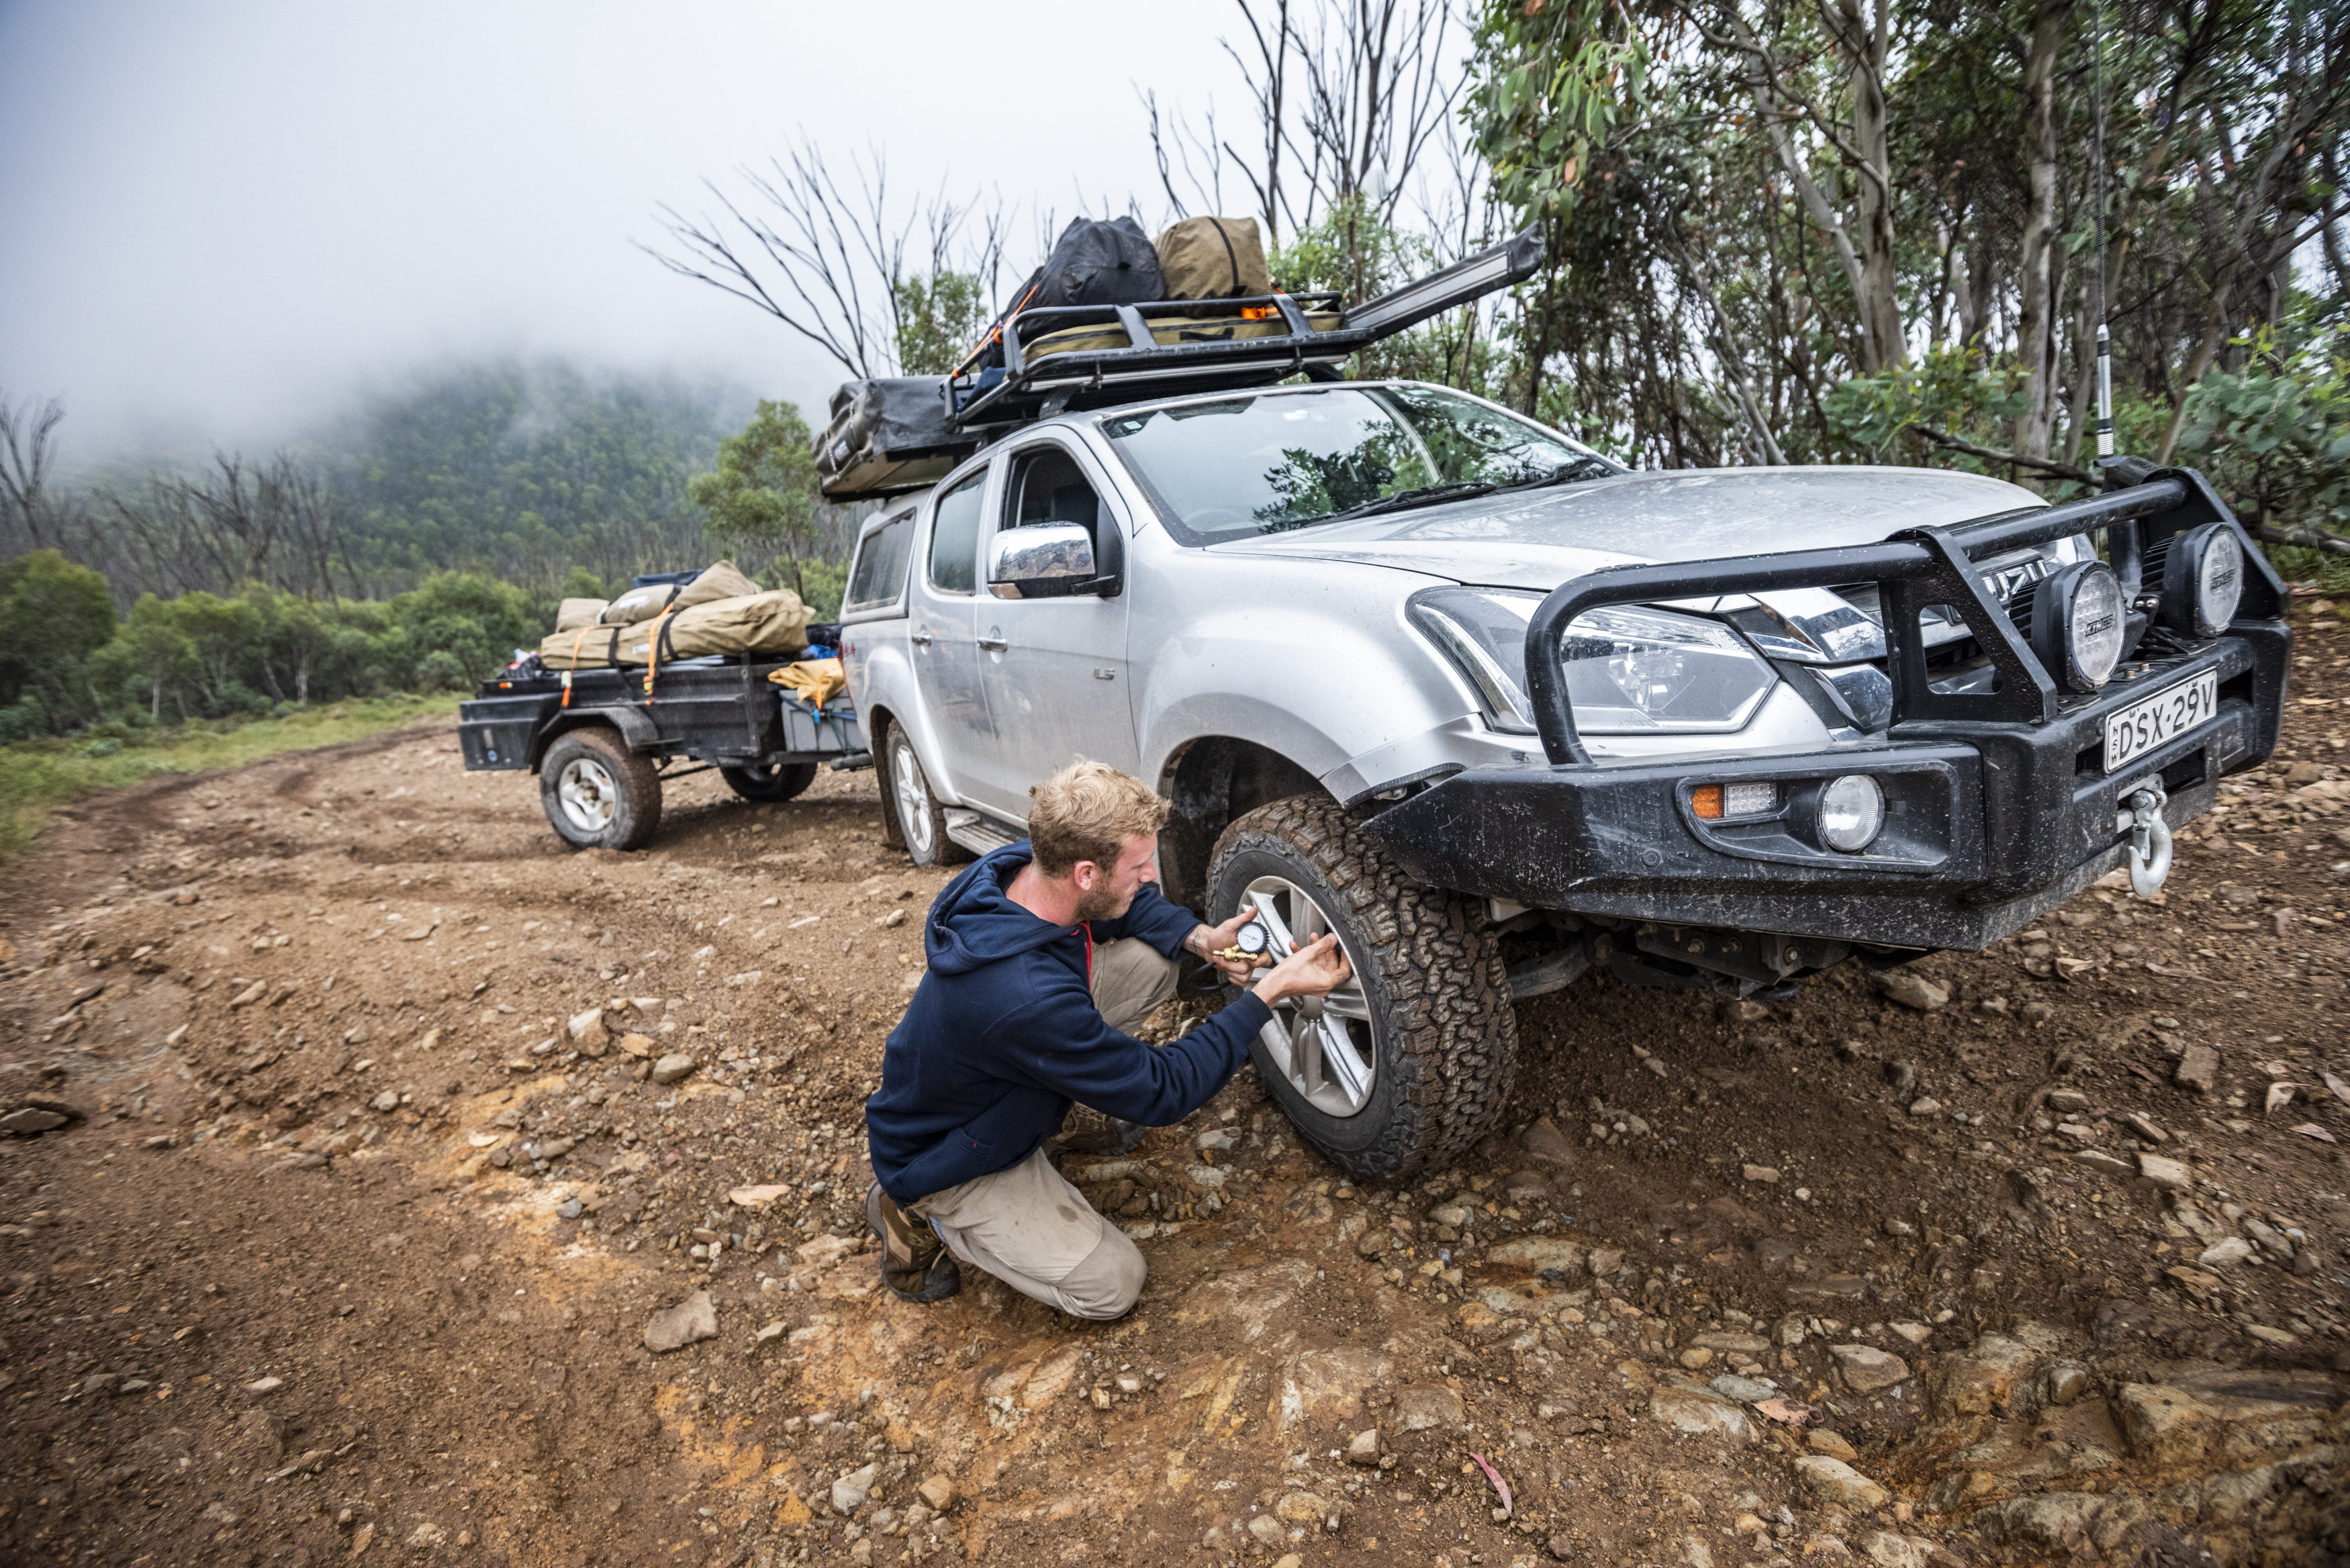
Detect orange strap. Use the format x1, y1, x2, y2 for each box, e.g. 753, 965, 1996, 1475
642, 608, 673, 703
561, 630, 589, 706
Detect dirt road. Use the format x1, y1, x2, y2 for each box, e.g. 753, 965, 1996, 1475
3, 613, 2347, 1567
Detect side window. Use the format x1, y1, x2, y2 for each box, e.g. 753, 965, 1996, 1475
1007, 446, 1104, 544
927, 471, 988, 594
843, 509, 915, 614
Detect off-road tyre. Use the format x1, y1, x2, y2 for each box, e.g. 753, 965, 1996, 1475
884, 723, 970, 869
720, 758, 818, 803
539, 728, 663, 851
1208, 794, 1515, 1182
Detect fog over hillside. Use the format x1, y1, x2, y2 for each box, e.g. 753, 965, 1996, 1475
0, 0, 1237, 464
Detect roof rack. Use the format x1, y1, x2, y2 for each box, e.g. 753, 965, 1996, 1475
944, 226, 1544, 429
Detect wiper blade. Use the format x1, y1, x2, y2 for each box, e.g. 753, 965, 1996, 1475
1494, 458, 1616, 494
1317, 481, 1498, 524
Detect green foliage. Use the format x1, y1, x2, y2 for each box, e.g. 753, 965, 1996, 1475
324, 360, 748, 592
1824, 343, 2033, 465
0, 551, 115, 714
1467, 0, 1648, 220
2173, 326, 2350, 534
686, 399, 821, 562
895, 272, 992, 377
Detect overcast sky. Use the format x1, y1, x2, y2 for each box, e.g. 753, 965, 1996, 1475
0, 0, 1246, 460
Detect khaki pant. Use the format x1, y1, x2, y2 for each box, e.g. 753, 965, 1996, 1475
910, 938, 1178, 1321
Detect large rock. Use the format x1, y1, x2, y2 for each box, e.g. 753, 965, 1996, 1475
0, 1108, 69, 1135
1486, 1237, 1585, 1277
1650, 1386, 1754, 1442
1936, 1332, 2044, 1418
1829, 1344, 1911, 1394
2174, 1044, 2218, 1093
831, 1462, 878, 1516
651, 1054, 698, 1085
567, 1007, 608, 1055
643, 1291, 718, 1353
1275, 1345, 1392, 1430
1872, 971, 1948, 1011
1692, 1330, 1771, 1357
1393, 1385, 1464, 1432
1792, 1455, 1888, 1510
2113, 1371, 2345, 1467
1517, 1116, 1577, 1166
1174, 1260, 1315, 1344
1967, 1493, 2102, 1553
1859, 1534, 1931, 1568
2136, 1153, 2192, 1190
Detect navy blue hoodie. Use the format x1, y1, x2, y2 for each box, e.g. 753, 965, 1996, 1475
864, 840, 1273, 1203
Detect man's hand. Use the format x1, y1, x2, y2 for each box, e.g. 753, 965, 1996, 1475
1252, 932, 1351, 1009
1187, 907, 1264, 986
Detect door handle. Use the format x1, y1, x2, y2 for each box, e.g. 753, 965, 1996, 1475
976, 633, 1008, 652
910, 629, 935, 646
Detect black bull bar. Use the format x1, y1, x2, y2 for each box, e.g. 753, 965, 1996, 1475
1362, 467, 2294, 951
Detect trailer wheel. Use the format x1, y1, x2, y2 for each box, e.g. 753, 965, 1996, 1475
1207, 794, 1515, 1182
540, 728, 663, 851
884, 724, 969, 868
720, 759, 818, 803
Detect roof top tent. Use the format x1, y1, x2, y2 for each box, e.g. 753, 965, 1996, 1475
813, 227, 1547, 505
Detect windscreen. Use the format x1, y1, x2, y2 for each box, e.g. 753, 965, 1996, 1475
1101, 385, 1594, 543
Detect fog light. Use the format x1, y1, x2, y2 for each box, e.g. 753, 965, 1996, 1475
2031, 561, 2126, 693
1818, 774, 1885, 853
2161, 522, 2245, 639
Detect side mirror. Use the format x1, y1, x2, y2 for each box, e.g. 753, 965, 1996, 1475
987, 524, 1111, 599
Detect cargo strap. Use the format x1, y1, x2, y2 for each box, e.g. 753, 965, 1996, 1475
561, 629, 588, 707
642, 608, 675, 703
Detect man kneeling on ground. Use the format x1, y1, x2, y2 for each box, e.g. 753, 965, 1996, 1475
863, 758, 1349, 1320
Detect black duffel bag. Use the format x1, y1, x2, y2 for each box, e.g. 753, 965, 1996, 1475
1034, 215, 1164, 309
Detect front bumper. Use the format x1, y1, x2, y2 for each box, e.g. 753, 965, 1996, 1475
1362, 624, 2289, 950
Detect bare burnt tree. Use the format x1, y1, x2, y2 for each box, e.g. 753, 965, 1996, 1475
98, 452, 354, 601
1147, 0, 1468, 248
0, 393, 72, 552
643, 141, 1011, 379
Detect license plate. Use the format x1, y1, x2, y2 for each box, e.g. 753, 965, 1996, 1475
2103, 670, 2218, 773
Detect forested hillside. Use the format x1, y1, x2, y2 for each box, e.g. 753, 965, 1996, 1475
320, 360, 754, 595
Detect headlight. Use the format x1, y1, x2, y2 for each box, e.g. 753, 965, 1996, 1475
2030, 561, 2125, 693
1408, 588, 1778, 736
2161, 522, 2244, 639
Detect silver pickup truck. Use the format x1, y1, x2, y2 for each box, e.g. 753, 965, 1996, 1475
837, 377, 2290, 1181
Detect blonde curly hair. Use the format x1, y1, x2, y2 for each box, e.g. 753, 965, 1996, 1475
1027, 758, 1169, 878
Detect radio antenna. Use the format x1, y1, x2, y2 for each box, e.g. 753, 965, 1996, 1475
2093, 0, 2114, 461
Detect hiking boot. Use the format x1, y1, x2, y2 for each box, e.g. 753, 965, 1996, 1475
867, 1181, 959, 1304
1047, 1103, 1147, 1158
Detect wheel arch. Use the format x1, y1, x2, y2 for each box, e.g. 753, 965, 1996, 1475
867, 703, 908, 848
528, 706, 657, 771
1156, 736, 1329, 911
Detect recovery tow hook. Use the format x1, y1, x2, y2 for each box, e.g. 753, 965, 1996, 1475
2116, 777, 2173, 897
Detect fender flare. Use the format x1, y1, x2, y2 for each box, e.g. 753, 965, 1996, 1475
530, 705, 659, 771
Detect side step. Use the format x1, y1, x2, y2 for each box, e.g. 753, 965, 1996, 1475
943, 807, 1021, 858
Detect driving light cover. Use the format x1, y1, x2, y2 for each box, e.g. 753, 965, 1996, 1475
1691, 781, 1778, 820
2160, 522, 2245, 640
1818, 774, 1886, 852
2030, 561, 2126, 693
1409, 589, 1778, 736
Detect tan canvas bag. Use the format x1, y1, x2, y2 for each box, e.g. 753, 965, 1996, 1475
599, 560, 761, 627
1154, 216, 1271, 299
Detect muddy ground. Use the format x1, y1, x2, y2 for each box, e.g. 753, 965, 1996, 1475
3, 609, 2348, 1568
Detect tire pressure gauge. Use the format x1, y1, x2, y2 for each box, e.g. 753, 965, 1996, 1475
1215, 920, 1273, 967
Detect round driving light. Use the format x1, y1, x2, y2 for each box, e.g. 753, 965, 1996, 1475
2031, 561, 2126, 693
2161, 522, 2244, 640
1818, 774, 1885, 854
